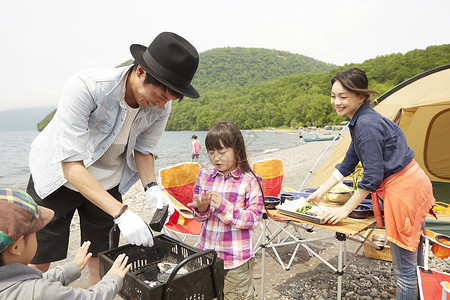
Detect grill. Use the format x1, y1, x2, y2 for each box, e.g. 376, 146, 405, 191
99, 234, 224, 300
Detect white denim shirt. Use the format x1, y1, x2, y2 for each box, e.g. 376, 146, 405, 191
29, 66, 171, 199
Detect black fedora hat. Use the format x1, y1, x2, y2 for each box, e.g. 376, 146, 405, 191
130, 32, 199, 99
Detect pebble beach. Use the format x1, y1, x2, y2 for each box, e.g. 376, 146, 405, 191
60, 131, 449, 299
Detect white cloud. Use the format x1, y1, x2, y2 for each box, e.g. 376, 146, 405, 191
1, 0, 449, 111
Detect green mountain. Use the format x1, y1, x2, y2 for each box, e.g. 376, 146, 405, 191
167, 44, 450, 130
37, 47, 336, 130
192, 47, 336, 90
113, 47, 336, 90
37, 44, 450, 131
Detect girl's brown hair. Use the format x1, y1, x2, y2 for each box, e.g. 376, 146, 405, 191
205, 120, 264, 196
331, 68, 378, 105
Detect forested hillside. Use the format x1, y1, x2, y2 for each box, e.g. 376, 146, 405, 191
191, 47, 336, 90
167, 44, 450, 130
38, 44, 450, 131
116, 47, 336, 90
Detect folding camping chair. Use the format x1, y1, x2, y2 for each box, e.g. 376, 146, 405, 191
159, 162, 202, 244
252, 158, 284, 198
418, 227, 450, 299
253, 158, 284, 256
252, 158, 315, 270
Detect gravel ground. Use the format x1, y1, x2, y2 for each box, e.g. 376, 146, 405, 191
250, 226, 450, 300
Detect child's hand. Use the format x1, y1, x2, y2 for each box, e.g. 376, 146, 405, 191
73, 241, 92, 271
209, 191, 224, 210
106, 253, 132, 279
187, 191, 211, 213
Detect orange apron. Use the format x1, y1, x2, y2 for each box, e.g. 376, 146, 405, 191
371, 160, 435, 251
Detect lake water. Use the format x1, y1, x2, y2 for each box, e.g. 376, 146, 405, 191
0, 130, 300, 190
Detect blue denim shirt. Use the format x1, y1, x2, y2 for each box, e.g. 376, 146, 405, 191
336, 104, 415, 192
29, 66, 171, 199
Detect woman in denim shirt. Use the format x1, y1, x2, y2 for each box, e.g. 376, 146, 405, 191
26, 32, 200, 285
307, 68, 435, 299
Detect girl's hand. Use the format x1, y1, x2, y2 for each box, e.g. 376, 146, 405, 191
106, 253, 132, 279
188, 191, 211, 213
320, 206, 352, 225
73, 241, 92, 271
208, 191, 224, 210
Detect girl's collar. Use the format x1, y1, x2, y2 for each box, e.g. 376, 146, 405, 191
212, 167, 242, 178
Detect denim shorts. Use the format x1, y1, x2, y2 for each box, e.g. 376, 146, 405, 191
27, 176, 122, 263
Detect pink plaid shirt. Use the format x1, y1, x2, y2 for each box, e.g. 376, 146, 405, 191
192, 167, 263, 269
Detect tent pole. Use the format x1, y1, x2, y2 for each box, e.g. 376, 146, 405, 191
299, 124, 349, 191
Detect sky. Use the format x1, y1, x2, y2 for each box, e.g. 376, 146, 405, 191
1, 0, 449, 112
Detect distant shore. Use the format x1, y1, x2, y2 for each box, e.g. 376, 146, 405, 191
120, 130, 341, 225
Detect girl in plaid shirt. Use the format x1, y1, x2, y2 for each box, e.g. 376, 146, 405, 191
188, 120, 264, 300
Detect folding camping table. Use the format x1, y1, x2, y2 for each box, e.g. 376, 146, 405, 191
258, 209, 377, 300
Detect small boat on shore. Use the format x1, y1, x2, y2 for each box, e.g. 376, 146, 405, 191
303, 133, 340, 142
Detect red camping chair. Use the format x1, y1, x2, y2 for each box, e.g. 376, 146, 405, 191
252, 159, 312, 270
252, 158, 284, 259
252, 159, 319, 271
252, 158, 284, 197
418, 228, 450, 299
159, 162, 202, 243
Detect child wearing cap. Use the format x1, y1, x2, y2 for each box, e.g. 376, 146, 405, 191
0, 186, 131, 300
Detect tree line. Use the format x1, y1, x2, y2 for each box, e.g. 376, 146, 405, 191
38, 44, 450, 131
166, 44, 450, 130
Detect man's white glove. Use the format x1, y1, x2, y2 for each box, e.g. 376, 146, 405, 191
145, 185, 175, 216
114, 210, 154, 247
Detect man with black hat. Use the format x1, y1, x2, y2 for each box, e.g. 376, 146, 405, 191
26, 32, 199, 285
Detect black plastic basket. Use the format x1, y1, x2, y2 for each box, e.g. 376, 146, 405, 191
98, 234, 224, 300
